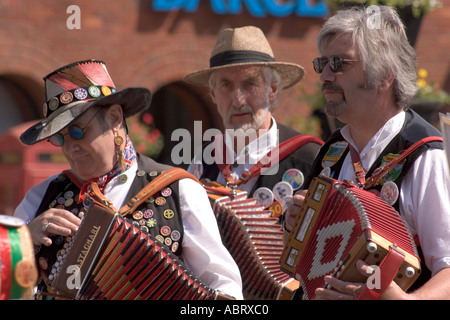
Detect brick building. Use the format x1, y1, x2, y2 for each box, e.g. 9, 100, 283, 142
0, 1, 448, 209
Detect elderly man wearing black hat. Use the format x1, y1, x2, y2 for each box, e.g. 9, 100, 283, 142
185, 26, 323, 211
14, 59, 243, 300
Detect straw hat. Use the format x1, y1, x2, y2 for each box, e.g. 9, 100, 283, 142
183, 26, 304, 89
20, 59, 152, 145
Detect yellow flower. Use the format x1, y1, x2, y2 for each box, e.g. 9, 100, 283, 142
418, 68, 428, 79
416, 78, 427, 89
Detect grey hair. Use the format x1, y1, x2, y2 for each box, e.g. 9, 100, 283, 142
208, 66, 283, 112
317, 6, 417, 109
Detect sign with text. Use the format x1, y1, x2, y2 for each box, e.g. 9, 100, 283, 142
152, 0, 329, 18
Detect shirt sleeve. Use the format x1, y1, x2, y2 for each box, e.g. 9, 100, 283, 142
178, 178, 243, 299
400, 148, 450, 276
13, 175, 57, 223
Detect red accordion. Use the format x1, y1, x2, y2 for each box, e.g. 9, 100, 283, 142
49, 202, 228, 300
280, 176, 421, 300
205, 182, 298, 300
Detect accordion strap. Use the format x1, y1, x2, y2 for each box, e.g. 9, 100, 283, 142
357, 245, 405, 300
364, 136, 443, 189
219, 134, 324, 187
118, 167, 201, 216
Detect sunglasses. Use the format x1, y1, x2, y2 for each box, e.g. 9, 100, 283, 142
48, 108, 102, 147
313, 56, 358, 74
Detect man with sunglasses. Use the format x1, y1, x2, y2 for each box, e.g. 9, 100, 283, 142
284, 6, 450, 299
14, 59, 243, 300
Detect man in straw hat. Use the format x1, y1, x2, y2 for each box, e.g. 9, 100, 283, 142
284, 6, 450, 299
184, 26, 323, 210
14, 59, 243, 299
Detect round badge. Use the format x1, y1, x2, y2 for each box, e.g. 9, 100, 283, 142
88, 86, 101, 98
161, 187, 172, 197
268, 200, 283, 218
0, 215, 25, 227
133, 211, 143, 220
253, 187, 274, 208
163, 209, 174, 219
155, 235, 164, 243
272, 181, 294, 202
101, 86, 112, 96
14, 260, 38, 288
64, 198, 74, 207
282, 169, 304, 190
74, 88, 88, 100
164, 237, 172, 246
171, 241, 179, 253
48, 97, 59, 111
320, 166, 332, 177
171, 230, 181, 241
137, 170, 145, 177
64, 191, 74, 199
143, 209, 154, 219
60, 91, 73, 104
160, 225, 171, 237
155, 197, 166, 206
146, 218, 157, 228
380, 181, 399, 206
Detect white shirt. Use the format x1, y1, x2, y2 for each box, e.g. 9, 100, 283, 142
339, 111, 450, 276
188, 119, 279, 194
14, 163, 244, 300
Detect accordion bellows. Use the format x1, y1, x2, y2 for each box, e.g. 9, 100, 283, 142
280, 176, 421, 300
206, 182, 298, 300
49, 203, 224, 300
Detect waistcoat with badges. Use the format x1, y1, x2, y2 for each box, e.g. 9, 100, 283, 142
35, 154, 185, 297
302, 109, 443, 291
200, 123, 322, 197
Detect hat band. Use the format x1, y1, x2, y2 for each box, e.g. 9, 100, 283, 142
43, 85, 116, 118
210, 50, 275, 68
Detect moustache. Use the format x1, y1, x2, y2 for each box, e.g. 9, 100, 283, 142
229, 105, 254, 117
322, 83, 344, 94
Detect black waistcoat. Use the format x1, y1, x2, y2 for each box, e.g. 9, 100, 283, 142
200, 123, 322, 197
35, 154, 185, 296
302, 109, 443, 291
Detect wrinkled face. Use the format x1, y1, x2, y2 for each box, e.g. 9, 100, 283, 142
210, 65, 275, 132
57, 106, 119, 182
319, 34, 373, 124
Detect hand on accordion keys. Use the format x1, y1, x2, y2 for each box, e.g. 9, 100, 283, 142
314, 259, 408, 300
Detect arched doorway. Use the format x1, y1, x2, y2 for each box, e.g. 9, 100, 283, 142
148, 81, 223, 169
0, 75, 43, 134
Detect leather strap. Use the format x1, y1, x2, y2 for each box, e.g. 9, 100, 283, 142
364, 136, 443, 189
118, 167, 201, 216
357, 245, 405, 300
218, 134, 324, 187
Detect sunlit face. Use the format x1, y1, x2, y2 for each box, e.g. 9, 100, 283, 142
210, 65, 275, 132
58, 107, 116, 182
319, 34, 374, 124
